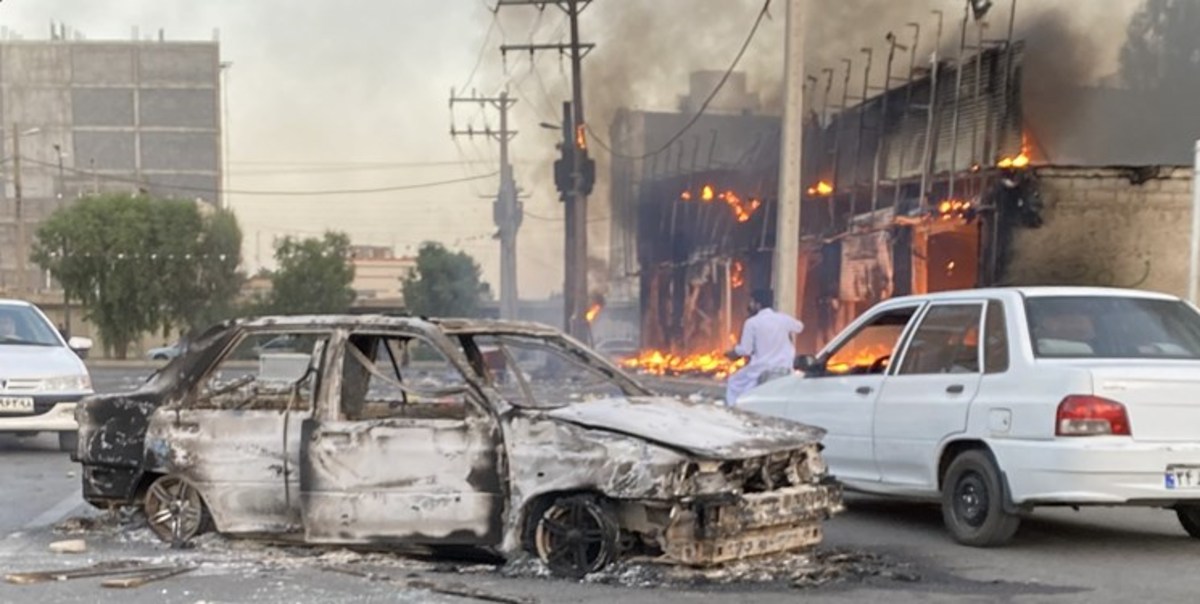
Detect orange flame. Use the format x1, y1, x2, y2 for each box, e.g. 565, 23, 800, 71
825, 342, 894, 375
575, 124, 587, 150
997, 151, 1030, 169
622, 349, 747, 380
681, 184, 762, 223
806, 180, 834, 196
585, 303, 602, 323
936, 199, 972, 221
730, 261, 745, 289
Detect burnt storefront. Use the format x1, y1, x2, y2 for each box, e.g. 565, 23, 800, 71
610, 15, 1198, 368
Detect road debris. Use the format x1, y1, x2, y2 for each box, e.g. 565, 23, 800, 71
5, 560, 153, 585
48, 539, 87, 554
321, 565, 535, 604
100, 565, 197, 589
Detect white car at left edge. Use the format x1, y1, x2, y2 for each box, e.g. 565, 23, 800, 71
0, 299, 94, 452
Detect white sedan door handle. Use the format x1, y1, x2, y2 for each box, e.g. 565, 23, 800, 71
855, 386, 873, 396
946, 384, 965, 395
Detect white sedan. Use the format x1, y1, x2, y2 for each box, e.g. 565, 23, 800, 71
739, 287, 1200, 546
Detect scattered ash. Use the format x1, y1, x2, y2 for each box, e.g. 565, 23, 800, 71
501, 549, 918, 590
51, 512, 914, 592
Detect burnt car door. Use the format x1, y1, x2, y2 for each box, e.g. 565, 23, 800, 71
147, 329, 329, 534
299, 330, 503, 545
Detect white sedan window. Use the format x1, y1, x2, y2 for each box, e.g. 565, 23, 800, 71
898, 304, 984, 375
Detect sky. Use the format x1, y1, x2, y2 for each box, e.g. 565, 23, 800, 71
0, 0, 1143, 299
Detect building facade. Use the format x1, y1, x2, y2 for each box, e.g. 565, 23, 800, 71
0, 33, 222, 293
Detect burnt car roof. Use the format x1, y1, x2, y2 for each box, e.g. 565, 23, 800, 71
225, 314, 561, 336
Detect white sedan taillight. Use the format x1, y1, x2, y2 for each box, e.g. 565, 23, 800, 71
1056, 395, 1132, 436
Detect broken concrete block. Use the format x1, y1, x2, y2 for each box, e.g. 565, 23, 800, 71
49, 539, 87, 554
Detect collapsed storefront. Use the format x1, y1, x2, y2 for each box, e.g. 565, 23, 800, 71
610, 26, 1196, 371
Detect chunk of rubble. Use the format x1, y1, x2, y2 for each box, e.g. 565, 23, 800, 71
48, 539, 87, 554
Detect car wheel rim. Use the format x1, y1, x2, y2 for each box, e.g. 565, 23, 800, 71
534, 499, 611, 577
144, 476, 204, 545
954, 471, 989, 528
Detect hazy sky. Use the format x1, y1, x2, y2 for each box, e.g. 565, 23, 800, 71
0, 0, 1142, 299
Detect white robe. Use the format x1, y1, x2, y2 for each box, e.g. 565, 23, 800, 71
725, 308, 805, 406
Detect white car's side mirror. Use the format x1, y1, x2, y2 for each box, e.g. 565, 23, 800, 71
68, 336, 94, 351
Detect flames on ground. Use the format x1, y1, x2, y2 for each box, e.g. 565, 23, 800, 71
622, 347, 747, 380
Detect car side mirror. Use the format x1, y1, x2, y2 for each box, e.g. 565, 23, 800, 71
68, 336, 94, 352
794, 354, 819, 372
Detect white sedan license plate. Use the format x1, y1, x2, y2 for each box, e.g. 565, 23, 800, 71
0, 397, 34, 414
1166, 465, 1200, 490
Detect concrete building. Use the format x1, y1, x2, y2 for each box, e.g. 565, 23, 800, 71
349, 245, 414, 305
0, 31, 222, 294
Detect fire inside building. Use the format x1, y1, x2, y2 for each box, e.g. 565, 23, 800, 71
609, 13, 1198, 378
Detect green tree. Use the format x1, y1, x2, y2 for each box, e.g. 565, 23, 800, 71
401, 242, 491, 318
32, 194, 243, 358
1119, 0, 1200, 91
264, 231, 356, 314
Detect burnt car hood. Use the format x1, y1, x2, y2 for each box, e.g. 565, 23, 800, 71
540, 396, 825, 460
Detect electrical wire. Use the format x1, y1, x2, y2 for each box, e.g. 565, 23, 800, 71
460, 10, 500, 94
587, 0, 773, 161
21, 156, 497, 196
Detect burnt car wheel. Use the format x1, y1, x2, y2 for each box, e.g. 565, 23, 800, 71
144, 474, 211, 546
532, 495, 619, 578
941, 450, 1020, 547
1175, 505, 1200, 538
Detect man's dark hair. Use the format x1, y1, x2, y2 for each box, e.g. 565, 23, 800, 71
752, 288, 774, 308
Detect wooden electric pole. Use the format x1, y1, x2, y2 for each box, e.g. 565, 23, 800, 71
773, 0, 807, 318
498, 0, 595, 341
450, 90, 522, 320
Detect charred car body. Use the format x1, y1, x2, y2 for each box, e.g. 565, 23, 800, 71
74, 316, 841, 577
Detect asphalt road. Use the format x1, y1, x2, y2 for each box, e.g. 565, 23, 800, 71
0, 365, 1192, 603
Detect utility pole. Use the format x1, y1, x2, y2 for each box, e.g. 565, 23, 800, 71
12, 125, 25, 296
774, 0, 807, 318
450, 90, 522, 320
498, 0, 596, 341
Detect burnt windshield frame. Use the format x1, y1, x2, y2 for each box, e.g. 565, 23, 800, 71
466, 333, 649, 407
1024, 296, 1200, 360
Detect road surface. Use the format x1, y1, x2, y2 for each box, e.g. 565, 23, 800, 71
0, 365, 1192, 603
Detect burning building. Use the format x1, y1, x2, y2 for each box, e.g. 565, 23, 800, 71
609, 72, 777, 378
609, 5, 1200, 374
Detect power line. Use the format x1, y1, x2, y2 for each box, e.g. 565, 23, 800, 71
460, 10, 500, 94
587, 0, 772, 161
21, 156, 497, 196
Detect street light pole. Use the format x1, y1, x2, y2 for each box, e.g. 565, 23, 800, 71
12, 124, 25, 295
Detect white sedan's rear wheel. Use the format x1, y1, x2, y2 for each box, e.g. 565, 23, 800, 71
1175, 505, 1200, 538
941, 450, 1020, 547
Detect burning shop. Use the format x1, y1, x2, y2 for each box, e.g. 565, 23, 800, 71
607, 74, 787, 380
609, 4, 1200, 379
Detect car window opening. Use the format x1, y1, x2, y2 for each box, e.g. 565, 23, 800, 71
823, 307, 918, 376
340, 334, 469, 422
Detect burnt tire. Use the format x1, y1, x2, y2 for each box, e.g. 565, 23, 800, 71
57, 431, 78, 453
528, 494, 619, 579
143, 474, 212, 546
941, 449, 1020, 547
1175, 505, 1200, 538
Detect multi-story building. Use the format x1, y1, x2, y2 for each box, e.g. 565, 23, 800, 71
0, 30, 222, 293
349, 245, 415, 305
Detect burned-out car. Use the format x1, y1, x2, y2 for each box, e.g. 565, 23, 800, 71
75, 316, 841, 577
